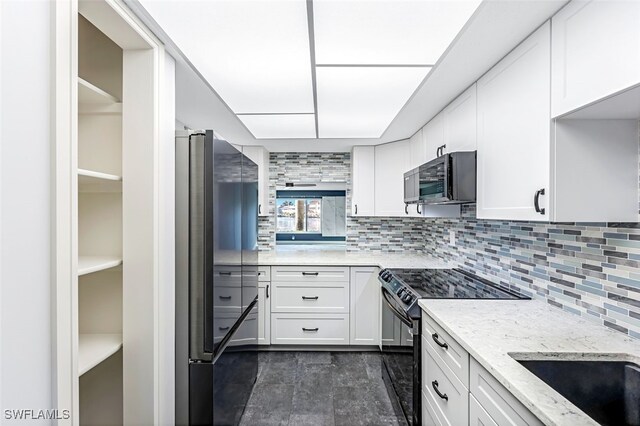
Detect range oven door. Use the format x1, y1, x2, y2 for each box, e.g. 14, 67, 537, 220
380, 288, 421, 426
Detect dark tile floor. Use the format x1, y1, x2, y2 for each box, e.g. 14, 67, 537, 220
239, 351, 406, 426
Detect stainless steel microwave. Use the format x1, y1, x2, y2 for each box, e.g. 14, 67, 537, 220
404, 151, 476, 205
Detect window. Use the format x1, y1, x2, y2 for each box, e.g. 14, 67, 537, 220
276, 198, 321, 233
276, 190, 346, 243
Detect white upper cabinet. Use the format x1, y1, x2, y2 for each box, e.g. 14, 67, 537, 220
443, 83, 477, 153
409, 128, 427, 169
375, 140, 412, 217
351, 146, 376, 216
423, 113, 444, 163
242, 146, 270, 217
477, 22, 551, 221
551, 0, 640, 117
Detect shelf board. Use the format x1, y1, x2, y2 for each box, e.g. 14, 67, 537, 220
78, 333, 122, 376
78, 77, 120, 105
78, 256, 122, 276
78, 168, 122, 192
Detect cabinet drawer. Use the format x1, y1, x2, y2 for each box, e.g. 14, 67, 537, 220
423, 344, 468, 426
257, 266, 271, 282
470, 394, 497, 426
422, 390, 443, 426
470, 358, 543, 426
423, 314, 469, 387
271, 313, 349, 345
214, 266, 242, 287
271, 282, 348, 313
213, 286, 241, 313
271, 266, 349, 282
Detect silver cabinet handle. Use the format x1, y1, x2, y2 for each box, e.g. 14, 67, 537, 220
219, 295, 232, 300
302, 327, 319, 332
302, 296, 319, 300
302, 272, 319, 276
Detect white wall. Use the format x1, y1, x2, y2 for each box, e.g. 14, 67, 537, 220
1, 0, 53, 420
158, 51, 176, 426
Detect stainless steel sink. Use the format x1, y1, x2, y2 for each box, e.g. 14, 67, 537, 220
517, 359, 640, 426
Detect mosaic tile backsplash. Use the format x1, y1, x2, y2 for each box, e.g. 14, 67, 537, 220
258, 151, 640, 339
423, 205, 640, 339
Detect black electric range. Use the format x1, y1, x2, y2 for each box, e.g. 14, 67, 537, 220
378, 268, 528, 426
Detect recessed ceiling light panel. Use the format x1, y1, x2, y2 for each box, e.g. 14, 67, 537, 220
141, 0, 314, 113
316, 66, 431, 138
313, 0, 481, 65
239, 114, 317, 139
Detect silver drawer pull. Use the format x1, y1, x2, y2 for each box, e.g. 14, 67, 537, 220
302, 296, 319, 300
219, 295, 232, 300
218, 326, 230, 331
218, 271, 232, 276
302, 272, 319, 276
302, 327, 319, 332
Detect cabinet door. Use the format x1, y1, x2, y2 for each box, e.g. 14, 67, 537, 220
374, 139, 411, 217
551, 0, 640, 117
351, 146, 375, 216
443, 83, 477, 153
257, 282, 270, 345
409, 128, 427, 169
476, 22, 551, 221
243, 146, 271, 217
423, 113, 444, 163
349, 267, 380, 346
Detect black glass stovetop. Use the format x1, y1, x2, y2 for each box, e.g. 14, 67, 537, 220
386, 268, 527, 300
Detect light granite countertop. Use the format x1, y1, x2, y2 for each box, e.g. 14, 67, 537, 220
418, 299, 640, 426
258, 247, 450, 269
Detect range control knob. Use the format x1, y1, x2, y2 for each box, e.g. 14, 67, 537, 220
396, 288, 405, 296
401, 293, 413, 304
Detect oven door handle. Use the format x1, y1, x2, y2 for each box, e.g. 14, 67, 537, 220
381, 287, 413, 328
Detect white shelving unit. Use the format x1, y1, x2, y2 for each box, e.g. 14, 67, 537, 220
78, 333, 123, 376
77, 13, 124, 425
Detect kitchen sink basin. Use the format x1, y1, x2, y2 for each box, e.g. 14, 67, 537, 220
517, 359, 640, 426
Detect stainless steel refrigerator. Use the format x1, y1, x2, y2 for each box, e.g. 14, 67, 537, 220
176, 130, 259, 425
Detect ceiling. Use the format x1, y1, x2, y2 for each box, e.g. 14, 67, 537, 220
131, 0, 567, 151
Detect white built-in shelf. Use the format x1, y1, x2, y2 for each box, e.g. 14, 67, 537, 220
78, 256, 122, 276
78, 77, 120, 104
78, 168, 122, 192
78, 333, 123, 376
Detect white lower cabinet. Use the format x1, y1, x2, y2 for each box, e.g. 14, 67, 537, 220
257, 281, 270, 345
469, 394, 497, 426
470, 358, 543, 426
349, 267, 380, 346
422, 313, 542, 426
423, 344, 469, 426
271, 313, 349, 345
271, 281, 349, 313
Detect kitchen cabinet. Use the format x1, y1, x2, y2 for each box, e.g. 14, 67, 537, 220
242, 145, 271, 217
257, 267, 271, 345
476, 22, 551, 221
349, 267, 380, 346
442, 83, 477, 153
551, 0, 640, 118
374, 139, 412, 217
409, 128, 427, 169
351, 146, 376, 216
422, 312, 542, 426
423, 113, 444, 163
